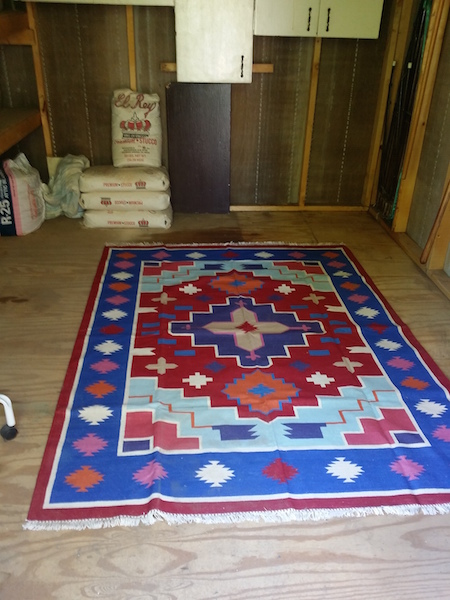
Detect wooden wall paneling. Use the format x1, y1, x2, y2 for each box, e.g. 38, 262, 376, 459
166, 83, 231, 213
126, 5, 137, 91
424, 167, 450, 271
27, 2, 52, 157
298, 37, 321, 208
406, 20, 450, 250
361, 0, 403, 208
305, 15, 390, 207
160, 63, 274, 74
0, 47, 6, 108
15, 125, 49, 178
392, 0, 449, 232
229, 55, 262, 207
35, 3, 88, 159
306, 39, 365, 206
69, 4, 130, 165
230, 36, 314, 208
0, 44, 37, 109
36, 3, 130, 165
306, 29, 387, 206
134, 6, 176, 169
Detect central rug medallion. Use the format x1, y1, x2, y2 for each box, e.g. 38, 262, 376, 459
26, 244, 450, 529
170, 295, 325, 367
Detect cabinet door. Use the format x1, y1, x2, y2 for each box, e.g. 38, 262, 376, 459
317, 0, 384, 39
254, 0, 319, 37
174, 0, 254, 83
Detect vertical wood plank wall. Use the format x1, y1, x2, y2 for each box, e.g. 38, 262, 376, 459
7, 0, 445, 230
29, 1, 394, 210
306, 32, 388, 206
407, 21, 450, 249
35, 3, 131, 165
231, 36, 314, 207
391, 0, 449, 232
0, 44, 36, 108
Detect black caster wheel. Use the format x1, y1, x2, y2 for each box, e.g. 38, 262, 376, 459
1, 424, 18, 441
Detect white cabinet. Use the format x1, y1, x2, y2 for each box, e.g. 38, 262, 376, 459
174, 0, 254, 83
254, 0, 384, 39
23, 0, 175, 4
254, 0, 319, 37
317, 0, 384, 38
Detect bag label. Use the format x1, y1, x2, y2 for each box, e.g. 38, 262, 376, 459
112, 89, 162, 168
0, 167, 16, 236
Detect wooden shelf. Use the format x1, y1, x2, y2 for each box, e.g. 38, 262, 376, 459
0, 6, 49, 157
160, 62, 274, 74
0, 108, 41, 155
0, 11, 34, 45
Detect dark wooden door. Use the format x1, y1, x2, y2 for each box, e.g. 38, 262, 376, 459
166, 83, 231, 213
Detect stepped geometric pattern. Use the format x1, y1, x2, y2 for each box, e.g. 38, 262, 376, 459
26, 244, 450, 529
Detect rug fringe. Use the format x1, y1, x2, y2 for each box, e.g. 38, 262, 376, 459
23, 503, 450, 531
105, 242, 346, 248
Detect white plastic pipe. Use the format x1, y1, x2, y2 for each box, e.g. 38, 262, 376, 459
0, 394, 16, 427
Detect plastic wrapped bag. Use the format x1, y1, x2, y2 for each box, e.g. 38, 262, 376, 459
0, 153, 45, 236
44, 154, 90, 219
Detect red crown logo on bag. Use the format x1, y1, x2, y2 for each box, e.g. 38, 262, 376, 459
138, 219, 149, 227
120, 112, 151, 131
101, 198, 112, 206
135, 180, 146, 189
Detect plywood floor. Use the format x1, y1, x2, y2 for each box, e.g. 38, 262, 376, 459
1, 211, 450, 600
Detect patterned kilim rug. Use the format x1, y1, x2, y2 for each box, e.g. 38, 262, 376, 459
26, 244, 450, 530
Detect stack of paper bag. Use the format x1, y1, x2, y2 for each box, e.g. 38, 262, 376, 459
80, 165, 172, 229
